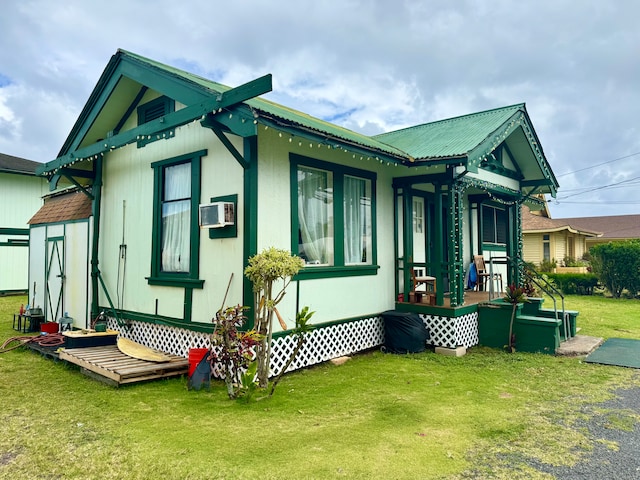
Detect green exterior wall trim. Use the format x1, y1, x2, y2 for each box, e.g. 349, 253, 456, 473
243, 136, 259, 329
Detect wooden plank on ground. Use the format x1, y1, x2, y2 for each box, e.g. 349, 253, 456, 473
59, 344, 189, 386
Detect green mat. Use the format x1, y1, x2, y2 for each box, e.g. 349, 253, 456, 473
585, 338, 640, 369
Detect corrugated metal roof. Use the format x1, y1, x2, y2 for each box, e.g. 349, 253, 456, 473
120, 50, 409, 160
374, 104, 524, 160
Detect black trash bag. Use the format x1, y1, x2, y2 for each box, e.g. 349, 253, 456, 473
381, 310, 430, 354
188, 355, 212, 391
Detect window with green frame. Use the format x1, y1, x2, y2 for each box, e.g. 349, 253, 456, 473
147, 150, 207, 288
481, 204, 508, 245
291, 154, 377, 278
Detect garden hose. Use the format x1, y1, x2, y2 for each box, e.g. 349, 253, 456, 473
0, 333, 66, 354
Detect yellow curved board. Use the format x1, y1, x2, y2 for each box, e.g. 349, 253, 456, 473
117, 337, 171, 363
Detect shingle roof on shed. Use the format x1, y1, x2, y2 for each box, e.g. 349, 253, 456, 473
28, 190, 92, 225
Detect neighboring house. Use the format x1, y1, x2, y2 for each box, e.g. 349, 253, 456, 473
0, 152, 47, 295
31, 49, 559, 368
522, 204, 601, 267
555, 214, 640, 248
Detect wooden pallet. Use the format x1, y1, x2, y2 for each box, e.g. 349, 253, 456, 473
59, 345, 189, 387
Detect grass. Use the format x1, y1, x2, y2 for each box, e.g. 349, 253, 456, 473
0, 294, 639, 479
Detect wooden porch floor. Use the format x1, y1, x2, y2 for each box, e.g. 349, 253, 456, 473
59, 345, 189, 387
400, 290, 502, 309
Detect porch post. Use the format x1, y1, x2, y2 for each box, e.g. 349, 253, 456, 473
434, 184, 444, 305
448, 181, 465, 307
508, 202, 523, 287
90, 155, 103, 323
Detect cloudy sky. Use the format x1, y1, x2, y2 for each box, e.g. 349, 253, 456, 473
1, 0, 638, 218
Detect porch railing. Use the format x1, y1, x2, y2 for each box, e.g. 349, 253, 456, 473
500, 256, 571, 340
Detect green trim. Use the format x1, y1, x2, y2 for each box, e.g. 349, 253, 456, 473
395, 301, 478, 318
290, 153, 378, 277
207, 194, 238, 239
294, 265, 379, 280
149, 150, 206, 287
201, 118, 250, 168
243, 137, 258, 329
0, 228, 29, 235
102, 307, 215, 333
184, 288, 193, 322
0, 241, 28, 247
90, 155, 102, 320
146, 277, 205, 289
29, 218, 90, 228
271, 312, 382, 339
114, 86, 147, 135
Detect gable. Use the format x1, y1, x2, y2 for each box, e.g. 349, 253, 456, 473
38, 49, 559, 202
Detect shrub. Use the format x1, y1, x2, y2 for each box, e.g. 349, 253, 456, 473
539, 258, 557, 273
545, 273, 599, 295
590, 240, 640, 298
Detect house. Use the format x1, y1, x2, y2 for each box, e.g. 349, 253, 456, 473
522, 203, 601, 267
0, 152, 47, 295
554, 214, 640, 247
31, 49, 561, 368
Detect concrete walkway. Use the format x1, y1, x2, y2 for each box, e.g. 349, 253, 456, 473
556, 334, 604, 356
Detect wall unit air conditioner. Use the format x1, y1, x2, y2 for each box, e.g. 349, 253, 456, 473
199, 201, 235, 228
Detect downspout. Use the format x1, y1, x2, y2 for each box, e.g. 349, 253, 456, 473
90, 154, 103, 323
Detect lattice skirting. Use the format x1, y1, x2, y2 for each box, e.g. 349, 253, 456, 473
419, 312, 479, 348
106, 311, 477, 378
107, 315, 385, 378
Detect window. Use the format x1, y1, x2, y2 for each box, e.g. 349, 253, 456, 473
292, 155, 376, 276
481, 204, 507, 245
543, 234, 550, 261
148, 150, 206, 288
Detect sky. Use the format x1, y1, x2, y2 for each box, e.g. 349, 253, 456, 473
0, 0, 638, 219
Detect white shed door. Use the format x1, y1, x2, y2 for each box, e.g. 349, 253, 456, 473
46, 237, 64, 322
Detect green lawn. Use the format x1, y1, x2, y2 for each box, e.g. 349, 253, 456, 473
0, 294, 639, 479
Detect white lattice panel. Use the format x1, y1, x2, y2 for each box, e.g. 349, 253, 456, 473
270, 316, 385, 376
419, 312, 478, 348
106, 310, 476, 378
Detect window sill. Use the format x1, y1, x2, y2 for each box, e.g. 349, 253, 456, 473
295, 264, 379, 280
146, 276, 205, 289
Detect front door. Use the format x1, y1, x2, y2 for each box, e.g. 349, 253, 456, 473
412, 196, 426, 274
46, 236, 64, 322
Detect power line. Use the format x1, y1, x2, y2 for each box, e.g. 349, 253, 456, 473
557, 175, 640, 200
556, 151, 640, 178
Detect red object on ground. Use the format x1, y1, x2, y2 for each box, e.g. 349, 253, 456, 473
188, 348, 209, 377
40, 322, 59, 334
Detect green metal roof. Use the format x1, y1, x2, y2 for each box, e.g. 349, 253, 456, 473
120, 50, 408, 160
41, 49, 558, 195
374, 104, 525, 160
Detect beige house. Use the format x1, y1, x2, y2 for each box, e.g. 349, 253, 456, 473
555, 214, 640, 248
522, 205, 601, 267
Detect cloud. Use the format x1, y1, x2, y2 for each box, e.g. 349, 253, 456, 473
0, 0, 638, 216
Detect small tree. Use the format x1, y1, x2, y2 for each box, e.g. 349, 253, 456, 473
244, 247, 304, 388
504, 284, 528, 353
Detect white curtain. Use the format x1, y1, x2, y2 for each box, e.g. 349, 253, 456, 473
162, 162, 191, 272
298, 167, 333, 265
344, 175, 370, 264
